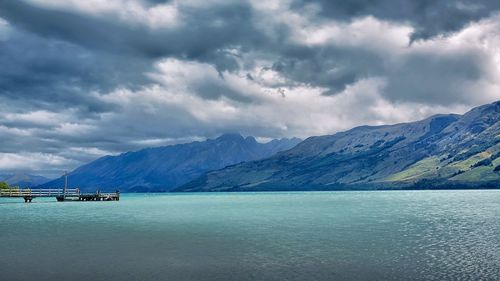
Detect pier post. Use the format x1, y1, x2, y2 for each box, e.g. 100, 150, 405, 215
63, 172, 68, 201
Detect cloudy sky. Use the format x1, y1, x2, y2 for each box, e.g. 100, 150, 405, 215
0, 0, 499, 177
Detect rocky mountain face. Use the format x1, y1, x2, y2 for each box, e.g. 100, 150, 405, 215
176, 101, 500, 192
0, 173, 51, 188
40, 134, 301, 192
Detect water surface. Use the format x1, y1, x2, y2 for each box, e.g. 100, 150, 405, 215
1, 191, 499, 281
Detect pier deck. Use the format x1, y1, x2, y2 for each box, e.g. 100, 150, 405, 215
0, 188, 119, 203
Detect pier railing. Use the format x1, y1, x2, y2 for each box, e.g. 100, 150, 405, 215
0, 188, 80, 197
0, 188, 120, 203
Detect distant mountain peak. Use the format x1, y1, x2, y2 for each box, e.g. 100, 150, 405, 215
39, 134, 301, 192
215, 133, 244, 142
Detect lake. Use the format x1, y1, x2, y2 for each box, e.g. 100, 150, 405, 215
1, 191, 499, 281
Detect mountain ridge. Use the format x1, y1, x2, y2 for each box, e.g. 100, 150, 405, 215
0, 173, 51, 188
176, 101, 500, 192
40, 134, 302, 192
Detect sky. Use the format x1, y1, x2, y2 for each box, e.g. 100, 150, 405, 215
0, 0, 499, 177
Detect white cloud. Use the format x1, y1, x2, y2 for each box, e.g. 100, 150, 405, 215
251, 0, 412, 54
24, 0, 178, 28
0, 17, 11, 41
98, 59, 472, 140
250, 2, 499, 107
0, 152, 78, 175
3, 110, 65, 127
382, 13, 500, 105
292, 16, 413, 53
0, 125, 32, 137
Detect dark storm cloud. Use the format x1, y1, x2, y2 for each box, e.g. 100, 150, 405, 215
291, 0, 500, 42
0, 1, 264, 64
268, 46, 385, 94
0, 0, 498, 176
0, 23, 149, 115
0, 0, 270, 102
384, 48, 494, 105
1, 0, 498, 98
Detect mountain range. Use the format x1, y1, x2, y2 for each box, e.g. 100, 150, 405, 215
0, 173, 51, 188
176, 101, 500, 192
40, 134, 301, 192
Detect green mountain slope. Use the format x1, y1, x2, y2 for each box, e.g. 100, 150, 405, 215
176, 101, 500, 191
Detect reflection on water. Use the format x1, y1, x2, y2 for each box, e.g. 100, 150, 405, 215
1, 190, 499, 281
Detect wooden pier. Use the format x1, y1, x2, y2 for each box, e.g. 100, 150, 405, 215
0, 188, 120, 203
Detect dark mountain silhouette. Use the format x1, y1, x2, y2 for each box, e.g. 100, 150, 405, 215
40, 134, 301, 192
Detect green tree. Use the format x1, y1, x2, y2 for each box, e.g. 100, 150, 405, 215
0, 182, 10, 189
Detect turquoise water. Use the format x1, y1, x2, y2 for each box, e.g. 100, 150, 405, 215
1, 191, 499, 281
